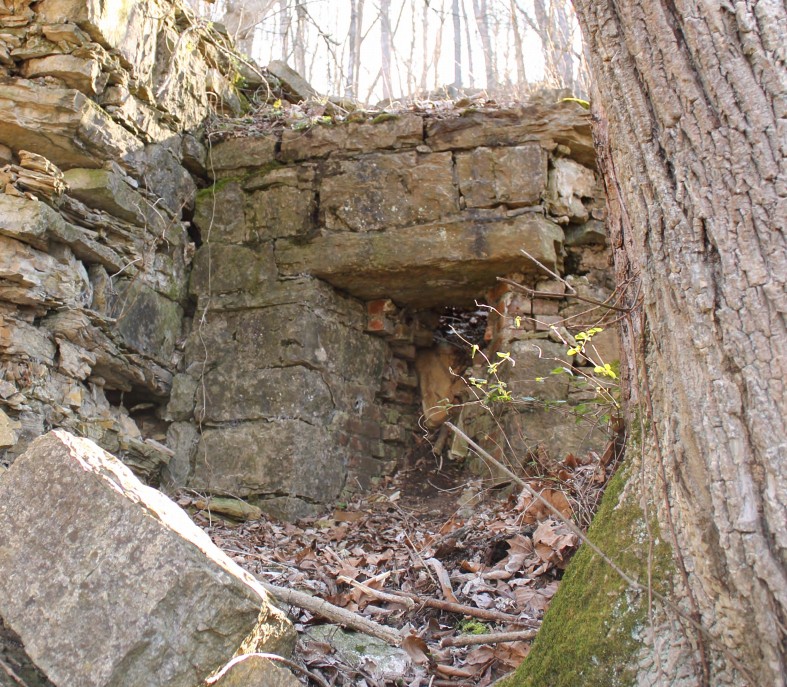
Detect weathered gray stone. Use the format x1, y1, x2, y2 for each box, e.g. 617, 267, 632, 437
189, 243, 275, 296
210, 655, 300, 687
107, 279, 182, 363
128, 138, 196, 215
455, 143, 546, 208
193, 180, 249, 243
564, 219, 607, 246
63, 168, 165, 232
0, 430, 295, 687
0, 235, 91, 308
246, 185, 315, 240
22, 54, 107, 95
276, 215, 565, 307
267, 59, 320, 102
207, 137, 278, 178
162, 421, 199, 486
546, 157, 596, 222
320, 151, 458, 232
196, 364, 334, 423
191, 420, 345, 504
0, 81, 143, 169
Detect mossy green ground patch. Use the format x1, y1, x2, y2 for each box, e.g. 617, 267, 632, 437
499, 461, 674, 687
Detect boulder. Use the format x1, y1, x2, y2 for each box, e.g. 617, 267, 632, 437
22, 54, 107, 95
0, 430, 295, 687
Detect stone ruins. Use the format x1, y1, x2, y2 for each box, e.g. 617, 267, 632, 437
0, 0, 615, 518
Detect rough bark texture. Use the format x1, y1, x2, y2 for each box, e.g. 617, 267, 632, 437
570, 1, 786, 685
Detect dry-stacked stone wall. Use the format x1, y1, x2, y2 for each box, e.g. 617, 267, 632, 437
0, 0, 248, 479
173, 102, 616, 517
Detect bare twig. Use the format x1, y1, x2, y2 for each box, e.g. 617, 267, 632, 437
385, 589, 538, 627
0, 657, 28, 687
440, 630, 538, 648
338, 575, 416, 610
260, 581, 402, 647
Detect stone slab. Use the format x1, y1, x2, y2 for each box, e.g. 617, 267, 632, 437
0, 430, 294, 687
276, 215, 565, 307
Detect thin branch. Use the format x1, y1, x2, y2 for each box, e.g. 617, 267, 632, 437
440, 629, 538, 648
260, 581, 402, 646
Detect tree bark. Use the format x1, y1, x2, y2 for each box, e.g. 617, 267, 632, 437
573, 2, 787, 685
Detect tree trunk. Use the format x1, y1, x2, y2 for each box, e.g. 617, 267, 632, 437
379, 0, 393, 101
452, 0, 462, 89
571, 2, 786, 685
472, 0, 496, 92
508, 0, 526, 90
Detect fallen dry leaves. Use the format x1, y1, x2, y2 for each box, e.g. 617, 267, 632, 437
185, 446, 616, 686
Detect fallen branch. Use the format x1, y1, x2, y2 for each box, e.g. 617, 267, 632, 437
260, 581, 402, 647
386, 589, 538, 627
440, 630, 538, 648
338, 575, 416, 610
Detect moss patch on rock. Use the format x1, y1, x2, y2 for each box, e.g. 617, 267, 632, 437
498, 458, 674, 687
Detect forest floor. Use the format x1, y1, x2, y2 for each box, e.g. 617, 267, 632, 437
186, 444, 616, 686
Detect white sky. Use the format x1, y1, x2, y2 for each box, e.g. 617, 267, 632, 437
246, 1, 555, 103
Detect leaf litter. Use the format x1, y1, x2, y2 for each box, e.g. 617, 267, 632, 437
183, 441, 619, 686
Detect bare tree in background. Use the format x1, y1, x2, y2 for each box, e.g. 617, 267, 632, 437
451, 0, 462, 89
508, 0, 527, 89
220, 0, 277, 56
379, 0, 393, 100
472, 0, 496, 92
345, 0, 365, 98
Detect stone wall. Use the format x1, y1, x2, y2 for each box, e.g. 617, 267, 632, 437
0, 0, 616, 517
0, 0, 247, 480
174, 101, 615, 517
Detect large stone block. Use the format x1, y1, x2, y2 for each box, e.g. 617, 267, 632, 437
276, 215, 565, 307
426, 102, 595, 167
207, 137, 278, 178
193, 179, 249, 244
456, 143, 546, 208
107, 279, 182, 363
22, 54, 107, 95
189, 242, 276, 296
319, 151, 458, 232
64, 168, 166, 233
0, 81, 143, 169
196, 363, 335, 423
246, 185, 315, 240
191, 419, 345, 504
0, 430, 295, 687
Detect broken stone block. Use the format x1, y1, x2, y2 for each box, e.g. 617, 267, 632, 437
0, 408, 20, 449
0, 81, 143, 170
0, 430, 295, 687
22, 54, 107, 95
193, 496, 263, 522
0, 234, 91, 309
267, 59, 320, 102
546, 157, 596, 222
456, 143, 546, 208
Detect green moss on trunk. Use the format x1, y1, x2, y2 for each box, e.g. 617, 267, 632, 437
498, 460, 674, 687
